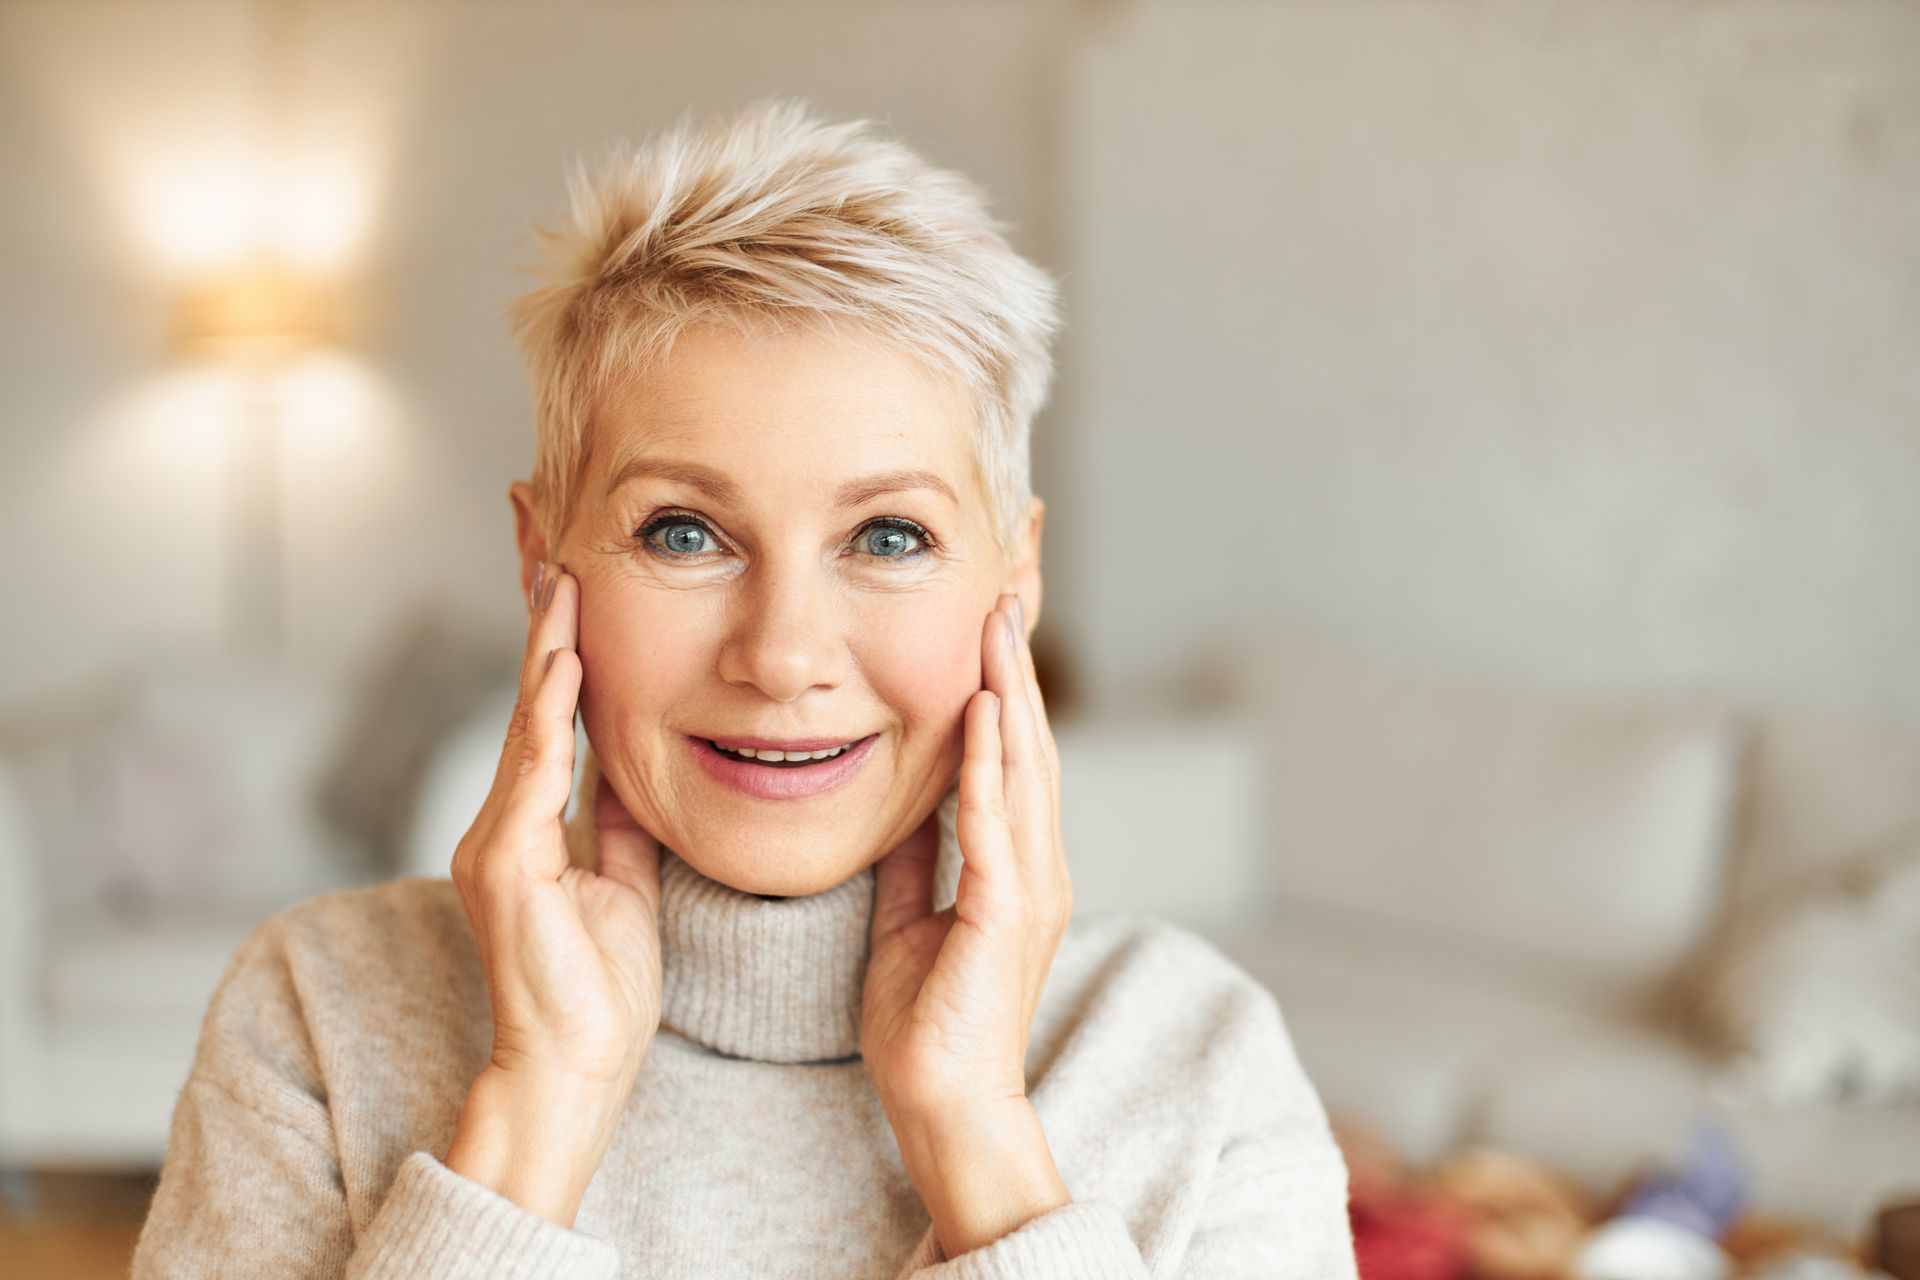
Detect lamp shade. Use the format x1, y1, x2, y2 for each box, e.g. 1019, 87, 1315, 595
171, 259, 342, 359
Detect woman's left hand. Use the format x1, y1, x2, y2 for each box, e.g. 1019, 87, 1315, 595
860, 591, 1072, 1124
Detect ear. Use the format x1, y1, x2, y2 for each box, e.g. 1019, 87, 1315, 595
508, 479, 551, 617
1008, 495, 1045, 638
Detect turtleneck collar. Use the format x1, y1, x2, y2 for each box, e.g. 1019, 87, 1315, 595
656, 847, 878, 1064
572, 742, 963, 1067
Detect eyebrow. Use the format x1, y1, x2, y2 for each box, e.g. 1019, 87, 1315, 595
605, 457, 742, 505
606, 457, 958, 508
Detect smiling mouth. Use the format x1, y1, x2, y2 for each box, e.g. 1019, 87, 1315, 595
703, 735, 875, 767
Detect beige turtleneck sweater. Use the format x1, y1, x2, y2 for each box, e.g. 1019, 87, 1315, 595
131, 818, 1359, 1277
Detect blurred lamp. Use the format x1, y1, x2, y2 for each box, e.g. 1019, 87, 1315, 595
171, 259, 342, 360
171, 258, 345, 654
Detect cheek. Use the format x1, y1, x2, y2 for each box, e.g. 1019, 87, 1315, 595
857, 594, 986, 738
575, 583, 717, 730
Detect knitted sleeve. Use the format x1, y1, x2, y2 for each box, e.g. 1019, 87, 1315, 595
902, 1199, 1152, 1278
129, 916, 620, 1280
900, 984, 1359, 1278
1177, 985, 1360, 1278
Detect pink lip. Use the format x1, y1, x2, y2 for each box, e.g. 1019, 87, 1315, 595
688, 733, 879, 801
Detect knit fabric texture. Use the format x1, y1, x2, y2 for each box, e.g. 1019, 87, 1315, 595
132, 840, 1359, 1277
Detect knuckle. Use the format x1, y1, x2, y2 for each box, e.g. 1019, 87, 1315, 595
512, 737, 544, 779
958, 793, 1006, 825
451, 826, 490, 879
511, 722, 566, 779
474, 851, 520, 904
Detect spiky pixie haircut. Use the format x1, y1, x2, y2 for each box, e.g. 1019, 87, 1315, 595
506, 96, 1064, 560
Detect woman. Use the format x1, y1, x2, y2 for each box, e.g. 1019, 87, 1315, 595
132, 98, 1358, 1277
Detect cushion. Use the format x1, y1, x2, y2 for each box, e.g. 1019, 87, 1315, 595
1240, 638, 1742, 1002
9, 656, 365, 920
1723, 711, 1920, 912
1704, 825, 1920, 1106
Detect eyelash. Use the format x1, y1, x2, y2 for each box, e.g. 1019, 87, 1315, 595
632, 510, 937, 565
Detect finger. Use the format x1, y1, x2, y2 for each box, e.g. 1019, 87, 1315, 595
1008, 598, 1066, 885
997, 598, 1070, 923
491, 641, 581, 880
871, 806, 940, 942
458, 560, 574, 945
985, 598, 1051, 864
488, 569, 583, 873
498, 565, 581, 781
592, 770, 661, 897
955, 688, 1020, 905
563, 741, 603, 872
516, 559, 565, 705
982, 599, 1038, 774
1009, 597, 1061, 792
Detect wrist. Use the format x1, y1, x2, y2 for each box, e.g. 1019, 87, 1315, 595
443, 1062, 638, 1228
890, 1097, 1072, 1259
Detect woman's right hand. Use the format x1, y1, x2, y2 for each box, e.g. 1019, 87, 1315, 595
443, 561, 664, 1227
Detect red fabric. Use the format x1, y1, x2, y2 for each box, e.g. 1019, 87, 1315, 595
1350, 1186, 1472, 1280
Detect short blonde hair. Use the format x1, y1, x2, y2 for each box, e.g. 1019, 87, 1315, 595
506, 96, 1064, 557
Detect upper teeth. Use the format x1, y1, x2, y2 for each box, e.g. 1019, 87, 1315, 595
718, 741, 855, 762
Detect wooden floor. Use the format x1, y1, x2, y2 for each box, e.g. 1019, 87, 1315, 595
0, 1169, 156, 1279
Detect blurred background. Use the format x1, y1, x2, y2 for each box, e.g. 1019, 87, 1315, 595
4, 0, 1920, 1275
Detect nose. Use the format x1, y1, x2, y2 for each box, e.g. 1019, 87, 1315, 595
714, 553, 851, 703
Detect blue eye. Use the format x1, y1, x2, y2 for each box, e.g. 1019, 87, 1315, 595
635, 512, 934, 564
862, 520, 927, 559
641, 517, 717, 558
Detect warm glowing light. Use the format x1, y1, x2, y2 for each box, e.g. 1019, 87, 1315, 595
269, 150, 375, 272
130, 142, 378, 282
0, 0, 435, 282
75, 351, 403, 521
140, 149, 266, 274
172, 259, 345, 359
274, 349, 397, 452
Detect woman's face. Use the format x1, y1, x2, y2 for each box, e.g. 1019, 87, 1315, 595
511, 319, 1042, 897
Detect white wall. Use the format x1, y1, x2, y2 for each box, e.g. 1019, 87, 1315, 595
1061, 0, 1920, 726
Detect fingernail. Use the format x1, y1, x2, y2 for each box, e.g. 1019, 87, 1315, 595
530, 561, 548, 612
540, 565, 561, 613
1011, 595, 1025, 635
1003, 608, 1018, 650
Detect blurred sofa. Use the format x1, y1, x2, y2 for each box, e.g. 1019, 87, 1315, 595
1211, 637, 1920, 1236
0, 656, 367, 1167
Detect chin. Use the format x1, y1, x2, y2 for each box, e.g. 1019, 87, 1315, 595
675, 838, 872, 898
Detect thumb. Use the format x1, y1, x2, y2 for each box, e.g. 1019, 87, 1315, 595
564, 745, 660, 896
591, 768, 661, 903
871, 806, 941, 944
563, 741, 601, 872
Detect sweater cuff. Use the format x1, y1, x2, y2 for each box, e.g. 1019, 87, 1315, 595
919, 1199, 1150, 1279
348, 1151, 620, 1280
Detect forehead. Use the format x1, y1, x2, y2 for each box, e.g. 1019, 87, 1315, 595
588, 320, 982, 496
